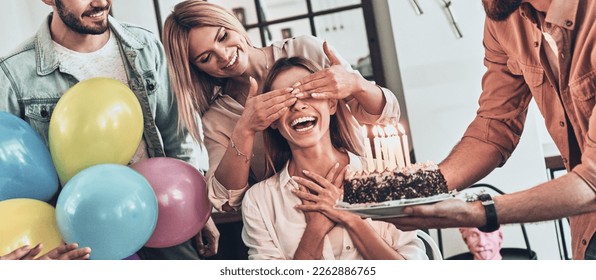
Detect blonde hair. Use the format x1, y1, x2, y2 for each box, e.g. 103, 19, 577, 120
261, 57, 360, 175
162, 0, 252, 143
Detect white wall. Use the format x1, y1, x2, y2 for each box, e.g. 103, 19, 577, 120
0, 1, 49, 56
386, 0, 561, 259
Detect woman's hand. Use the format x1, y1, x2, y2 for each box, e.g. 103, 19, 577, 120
238, 77, 297, 134
293, 164, 357, 224
196, 217, 220, 258
294, 163, 345, 232
291, 41, 363, 101
0, 243, 91, 260
35, 243, 91, 260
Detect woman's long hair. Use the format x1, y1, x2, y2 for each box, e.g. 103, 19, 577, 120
162, 0, 252, 143
262, 57, 360, 175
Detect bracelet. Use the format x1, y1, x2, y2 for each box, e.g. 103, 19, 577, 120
230, 138, 254, 163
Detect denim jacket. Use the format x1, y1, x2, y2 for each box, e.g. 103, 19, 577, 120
0, 15, 195, 163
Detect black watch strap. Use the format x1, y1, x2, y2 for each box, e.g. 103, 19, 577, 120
477, 193, 500, 233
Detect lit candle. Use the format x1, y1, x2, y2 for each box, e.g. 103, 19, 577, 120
372, 125, 384, 172
398, 124, 411, 166
361, 126, 375, 173
383, 126, 397, 171
378, 127, 391, 172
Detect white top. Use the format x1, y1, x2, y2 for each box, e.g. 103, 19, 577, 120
53, 31, 128, 84
203, 35, 400, 211
241, 151, 428, 260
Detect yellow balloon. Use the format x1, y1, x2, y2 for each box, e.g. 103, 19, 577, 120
49, 78, 143, 184
0, 199, 63, 257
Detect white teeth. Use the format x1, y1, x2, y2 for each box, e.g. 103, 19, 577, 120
224, 51, 237, 68
290, 116, 315, 127
295, 125, 314, 132
89, 11, 104, 18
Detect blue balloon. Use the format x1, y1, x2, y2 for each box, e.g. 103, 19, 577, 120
0, 111, 59, 201
56, 164, 158, 260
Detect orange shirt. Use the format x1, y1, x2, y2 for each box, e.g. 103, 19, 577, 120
462, 0, 595, 259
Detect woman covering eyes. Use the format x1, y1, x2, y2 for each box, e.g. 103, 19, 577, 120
241, 57, 426, 260
162, 1, 399, 212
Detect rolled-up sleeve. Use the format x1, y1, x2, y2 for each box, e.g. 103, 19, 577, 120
462, 19, 532, 166
571, 104, 596, 193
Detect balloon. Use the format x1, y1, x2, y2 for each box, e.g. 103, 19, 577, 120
0, 112, 59, 201
49, 77, 143, 184
56, 164, 157, 260
0, 199, 63, 257
131, 158, 211, 248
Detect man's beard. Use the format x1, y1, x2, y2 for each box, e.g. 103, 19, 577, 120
482, 0, 523, 21
55, 0, 110, 35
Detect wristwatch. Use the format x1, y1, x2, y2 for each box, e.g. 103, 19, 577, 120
477, 193, 500, 233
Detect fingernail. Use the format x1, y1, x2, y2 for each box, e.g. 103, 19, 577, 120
281, 107, 288, 111
292, 82, 301, 87
302, 170, 310, 174
295, 93, 305, 98
291, 88, 300, 94
334, 162, 340, 168
286, 88, 294, 92
311, 93, 319, 98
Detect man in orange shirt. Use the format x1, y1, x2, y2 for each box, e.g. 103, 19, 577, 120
390, 0, 596, 260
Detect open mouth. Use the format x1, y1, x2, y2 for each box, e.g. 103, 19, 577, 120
290, 116, 318, 132
223, 49, 238, 69
88, 11, 105, 18
83, 7, 109, 18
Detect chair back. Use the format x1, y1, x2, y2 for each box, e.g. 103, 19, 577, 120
438, 183, 538, 260
417, 230, 443, 260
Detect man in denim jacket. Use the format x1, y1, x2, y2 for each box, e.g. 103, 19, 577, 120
0, 0, 219, 260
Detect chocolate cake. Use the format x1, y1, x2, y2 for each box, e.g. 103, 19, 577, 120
342, 162, 449, 204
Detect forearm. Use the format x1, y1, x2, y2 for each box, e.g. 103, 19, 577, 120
350, 75, 386, 115
495, 172, 596, 225
294, 224, 327, 260
214, 125, 255, 190
342, 216, 403, 260
439, 137, 503, 191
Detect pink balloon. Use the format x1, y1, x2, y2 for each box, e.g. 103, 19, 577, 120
131, 158, 211, 248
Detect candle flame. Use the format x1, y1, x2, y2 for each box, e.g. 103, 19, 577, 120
398, 123, 406, 134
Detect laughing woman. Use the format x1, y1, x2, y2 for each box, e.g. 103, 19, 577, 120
162, 0, 399, 212
241, 57, 425, 260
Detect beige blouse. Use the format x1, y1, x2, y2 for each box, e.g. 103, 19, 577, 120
202, 35, 400, 210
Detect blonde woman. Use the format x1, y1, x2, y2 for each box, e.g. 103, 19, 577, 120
163, 1, 399, 212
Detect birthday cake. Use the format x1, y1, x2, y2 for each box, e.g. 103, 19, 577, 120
342, 162, 449, 205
